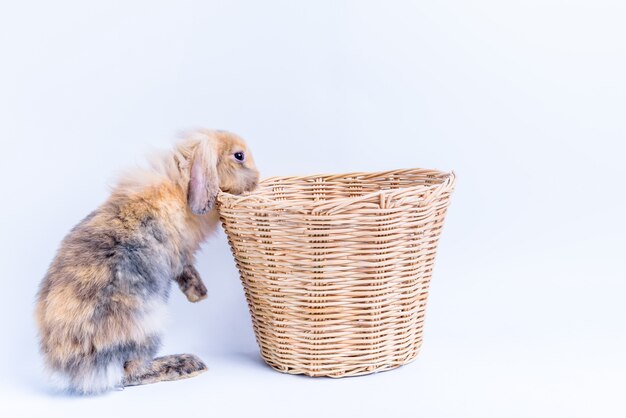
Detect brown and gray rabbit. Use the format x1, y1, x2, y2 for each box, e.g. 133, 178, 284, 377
35, 130, 259, 394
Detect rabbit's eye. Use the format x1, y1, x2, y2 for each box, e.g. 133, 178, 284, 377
234, 152, 245, 162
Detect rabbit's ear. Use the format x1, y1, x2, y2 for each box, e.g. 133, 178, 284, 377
188, 140, 219, 215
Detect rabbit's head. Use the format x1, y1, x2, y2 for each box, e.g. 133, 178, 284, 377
183, 130, 259, 215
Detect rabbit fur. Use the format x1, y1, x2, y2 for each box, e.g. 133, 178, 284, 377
35, 130, 259, 394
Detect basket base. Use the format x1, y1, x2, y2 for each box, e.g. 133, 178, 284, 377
258, 347, 422, 378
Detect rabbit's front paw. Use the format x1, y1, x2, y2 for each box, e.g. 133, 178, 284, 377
185, 280, 207, 303
175, 265, 208, 303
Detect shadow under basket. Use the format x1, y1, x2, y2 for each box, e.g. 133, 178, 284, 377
217, 168, 456, 377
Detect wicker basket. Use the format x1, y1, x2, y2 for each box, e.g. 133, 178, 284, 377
217, 168, 455, 377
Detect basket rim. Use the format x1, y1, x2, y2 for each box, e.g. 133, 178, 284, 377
217, 167, 455, 213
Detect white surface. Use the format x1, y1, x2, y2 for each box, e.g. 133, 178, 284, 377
1, 1, 624, 417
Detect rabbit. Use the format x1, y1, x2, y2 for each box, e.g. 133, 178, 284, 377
35, 129, 259, 394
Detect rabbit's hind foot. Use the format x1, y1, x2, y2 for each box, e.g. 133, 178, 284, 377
123, 354, 207, 387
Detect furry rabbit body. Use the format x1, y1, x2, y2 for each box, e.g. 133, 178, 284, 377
35, 130, 259, 394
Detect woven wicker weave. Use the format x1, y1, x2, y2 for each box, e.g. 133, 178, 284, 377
217, 168, 455, 377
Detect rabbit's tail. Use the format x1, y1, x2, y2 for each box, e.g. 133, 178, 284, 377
42, 336, 162, 395
46, 359, 125, 395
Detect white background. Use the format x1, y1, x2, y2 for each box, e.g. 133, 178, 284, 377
1, 1, 624, 417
